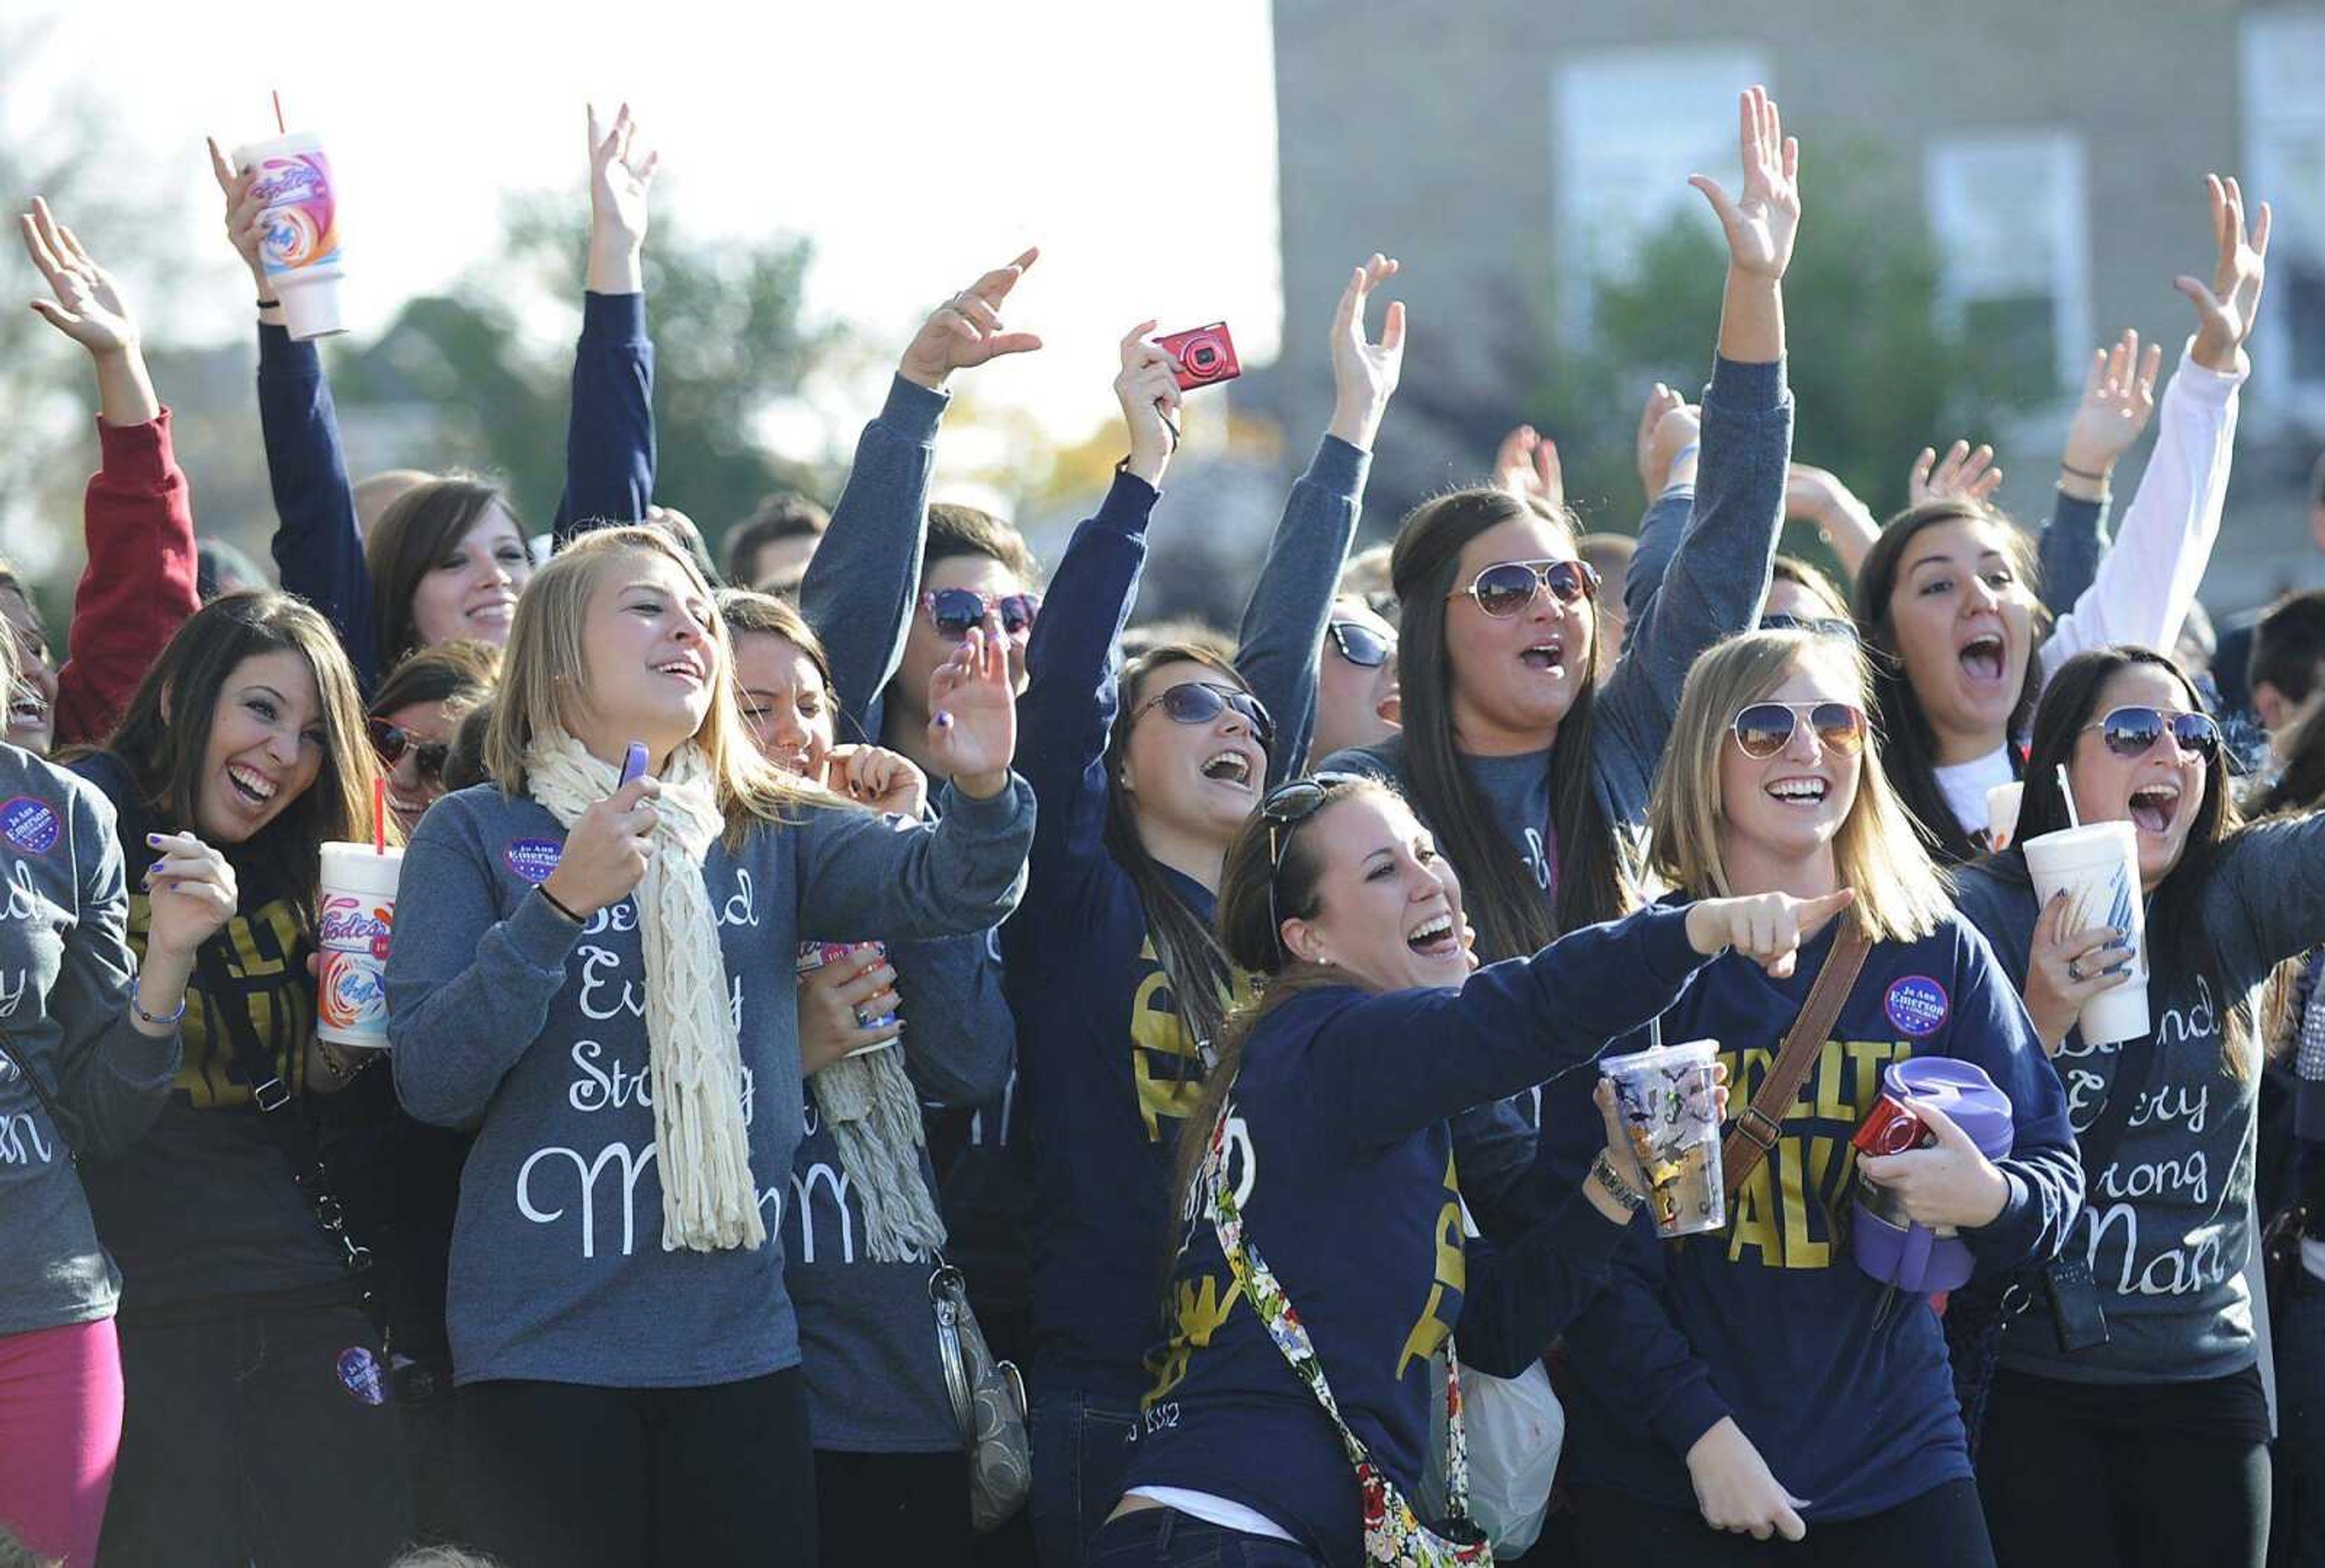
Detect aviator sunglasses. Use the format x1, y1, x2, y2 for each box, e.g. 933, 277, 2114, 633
1730, 701, 1868, 760
1261, 772, 1364, 960
1127, 680, 1276, 749
2083, 705, 2222, 763
919, 588, 1042, 641
1448, 558, 1600, 620
368, 716, 449, 783
1326, 620, 1394, 668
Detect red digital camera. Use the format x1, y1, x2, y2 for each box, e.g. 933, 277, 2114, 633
1852, 1093, 1933, 1158
1156, 322, 1241, 392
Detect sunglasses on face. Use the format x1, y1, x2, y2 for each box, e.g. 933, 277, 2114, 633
1261, 772, 1364, 960
1759, 613, 1860, 642
368, 717, 449, 783
1449, 558, 1601, 620
2084, 705, 2221, 763
920, 588, 1041, 641
1327, 621, 1394, 668
1730, 700, 1869, 760
1129, 680, 1276, 749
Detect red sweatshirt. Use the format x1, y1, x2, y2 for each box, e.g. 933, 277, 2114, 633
53, 412, 200, 750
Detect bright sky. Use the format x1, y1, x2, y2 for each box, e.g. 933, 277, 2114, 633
16, 0, 1284, 454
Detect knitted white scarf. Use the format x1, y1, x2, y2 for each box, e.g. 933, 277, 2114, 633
526, 730, 765, 1253
806, 976, 948, 1262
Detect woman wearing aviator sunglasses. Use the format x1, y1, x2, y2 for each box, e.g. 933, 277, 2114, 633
367, 640, 500, 835
1952, 646, 2325, 1568
1536, 629, 2076, 1566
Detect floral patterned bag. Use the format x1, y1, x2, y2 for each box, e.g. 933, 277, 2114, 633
1198, 1104, 1492, 1566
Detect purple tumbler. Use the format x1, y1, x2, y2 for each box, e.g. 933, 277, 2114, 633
1850, 1058, 2013, 1294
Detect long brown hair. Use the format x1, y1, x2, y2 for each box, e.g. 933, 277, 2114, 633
2005, 646, 2283, 1078
367, 476, 524, 673
484, 528, 842, 847
1853, 501, 2047, 865
1104, 643, 1253, 1061
1389, 487, 1627, 960
102, 591, 386, 905
1164, 773, 1393, 1246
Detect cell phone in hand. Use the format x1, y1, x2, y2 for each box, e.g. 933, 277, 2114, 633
1156, 322, 1240, 392
618, 743, 650, 791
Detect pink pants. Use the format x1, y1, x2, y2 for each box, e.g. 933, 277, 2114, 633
0, 1317, 123, 1567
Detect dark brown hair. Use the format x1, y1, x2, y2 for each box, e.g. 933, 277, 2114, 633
1388, 487, 1626, 960
102, 591, 388, 903
369, 638, 501, 722
366, 477, 524, 673
925, 502, 1039, 585
1853, 501, 2046, 866
725, 492, 830, 585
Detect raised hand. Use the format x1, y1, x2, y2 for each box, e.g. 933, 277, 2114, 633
141, 831, 238, 962
1636, 383, 1687, 500
587, 102, 659, 294
2177, 174, 2270, 374
2060, 330, 2163, 493
1644, 398, 1703, 496
1113, 321, 1184, 487
205, 138, 272, 297
1689, 85, 1801, 282
2020, 887, 2131, 1052
1494, 425, 1565, 511
20, 200, 159, 426
926, 617, 1018, 798
897, 248, 1044, 391
1684, 888, 1855, 978
1327, 253, 1405, 450
1784, 464, 1879, 580
1855, 1101, 2012, 1230
1908, 440, 2003, 510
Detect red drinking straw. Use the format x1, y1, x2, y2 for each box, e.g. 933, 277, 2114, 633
272, 91, 286, 135
373, 777, 388, 854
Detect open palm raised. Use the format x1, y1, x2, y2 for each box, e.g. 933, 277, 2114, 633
19, 198, 139, 354
1689, 85, 1801, 282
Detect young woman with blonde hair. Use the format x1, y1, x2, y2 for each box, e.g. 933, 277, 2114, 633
1542, 628, 2081, 1566
386, 527, 1035, 1565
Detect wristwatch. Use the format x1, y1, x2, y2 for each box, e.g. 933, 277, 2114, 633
1591, 1151, 1650, 1216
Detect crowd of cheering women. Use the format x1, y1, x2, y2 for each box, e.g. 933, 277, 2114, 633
0, 82, 2317, 1568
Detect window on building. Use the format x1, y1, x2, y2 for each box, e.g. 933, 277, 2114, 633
1550, 47, 1769, 341
2242, 12, 2325, 401
1925, 131, 2091, 395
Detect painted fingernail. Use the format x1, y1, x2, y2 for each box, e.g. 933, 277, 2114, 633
145, 833, 162, 847
2103, 961, 2132, 977
934, 713, 954, 730
2106, 937, 2130, 950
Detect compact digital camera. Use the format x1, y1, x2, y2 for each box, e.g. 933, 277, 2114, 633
1156, 322, 1241, 391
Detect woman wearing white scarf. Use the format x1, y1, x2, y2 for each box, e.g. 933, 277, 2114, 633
387, 527, 1034, 1567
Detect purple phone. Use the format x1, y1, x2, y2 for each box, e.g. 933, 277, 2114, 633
618, 743, 650, 790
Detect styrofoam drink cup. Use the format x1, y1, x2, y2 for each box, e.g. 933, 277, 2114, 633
1602, 1037, 1725, 1237
232, 131, 345, 340
1985, 781, 2023, 851
796, 941, 900, 1057
2021, 820, 2149, 1044
317, 844, 403, 1047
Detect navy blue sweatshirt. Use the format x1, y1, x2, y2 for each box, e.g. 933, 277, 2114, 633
258, 290, 654, 696
1120, 906, 1712, 1566
1537, 912, 2082, 1522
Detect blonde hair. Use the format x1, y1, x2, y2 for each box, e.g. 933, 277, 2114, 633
1648, 629, 1950, 944
485, 527, 834, 845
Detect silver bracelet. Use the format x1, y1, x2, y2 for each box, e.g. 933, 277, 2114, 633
1591, 1150, 1650, 1215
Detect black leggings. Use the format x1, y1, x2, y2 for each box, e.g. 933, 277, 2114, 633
1570, 1477, 1994, 1568
814, 1448, 973, 1568
453, 1368, 814, 1568
1977, 1368, 2270, 1568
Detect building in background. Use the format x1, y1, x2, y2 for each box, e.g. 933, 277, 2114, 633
1266, 0, 2325, 617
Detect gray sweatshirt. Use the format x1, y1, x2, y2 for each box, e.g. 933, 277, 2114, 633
0, 748, 179, 1337
1954, 812, 2325, 1384
385, 774, 1034, 1389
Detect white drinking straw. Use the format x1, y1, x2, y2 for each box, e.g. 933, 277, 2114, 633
2057, 764, 2079, 829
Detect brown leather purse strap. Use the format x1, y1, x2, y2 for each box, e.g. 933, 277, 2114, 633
1721, 924, 1873, 1199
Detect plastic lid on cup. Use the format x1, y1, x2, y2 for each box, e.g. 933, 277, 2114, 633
1882, 1056, 2014, 1159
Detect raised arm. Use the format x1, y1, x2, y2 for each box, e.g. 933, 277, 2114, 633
2042, 175, 2269, 675
21, 202, 202, 747
1013, 327, 1178, 888
2037, 329, 2160, 616
207, 139, 383, 694
553, 103, 659, 542
1783, 464, 1878, 587
1621, 390, 1699, 622
1596, 87, 1799, 770
800, 249, 1042, 731
1233, 255, 1402, 782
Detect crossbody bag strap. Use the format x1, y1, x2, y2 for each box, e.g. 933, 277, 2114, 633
0, 1029, 75, 1164
1721, 924, 1873, 1201
193, 940, 372, 1282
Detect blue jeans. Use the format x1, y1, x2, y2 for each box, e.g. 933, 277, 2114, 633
1087, 1507, 1324, 1566
1031, 1385, 1139, 1568
2281, 1277, 2325, 1568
